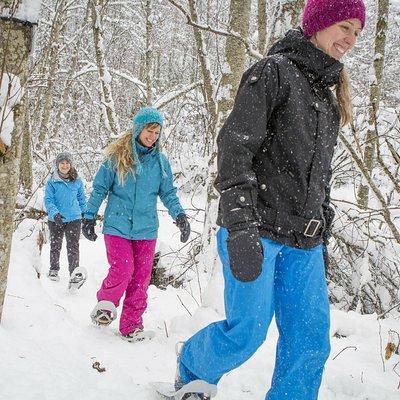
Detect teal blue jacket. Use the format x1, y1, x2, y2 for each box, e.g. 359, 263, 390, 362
84, 144, 184, 240
44, 171, 86, 222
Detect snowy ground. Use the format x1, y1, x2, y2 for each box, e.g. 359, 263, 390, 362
1, 203, 400, 400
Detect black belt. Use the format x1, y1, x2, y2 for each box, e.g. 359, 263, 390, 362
259, 207, 324, 238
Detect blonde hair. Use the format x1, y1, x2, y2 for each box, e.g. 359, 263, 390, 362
335, 69, 353, 126
104, 122, 161, 184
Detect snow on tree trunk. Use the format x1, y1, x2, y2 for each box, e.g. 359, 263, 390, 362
145, 0, 153, 106
19, 97, 32, 193
89, 0, 120, 136
218, 0, 251, 120
267, 0, 304, 49
187, 0, 217, 128
357, 0, 389, 209
0, 1, 38, 322
36, 0, 66, 153
203, 0, 251, 294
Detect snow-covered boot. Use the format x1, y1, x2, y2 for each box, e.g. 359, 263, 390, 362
120, 328, 155, 342
47, 270, 60, 282
151, 342, 217, 399
152, 380, 217, 400
90, 300, 117, 326
173, 342, 216, 400
68, 266, 87, 290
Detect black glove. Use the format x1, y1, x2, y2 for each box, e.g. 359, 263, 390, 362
54, 213, 64, 228
322, 204, 335, 245
227, 226, 264, 282
82, 218, 98, 241
175, 214, 190, 243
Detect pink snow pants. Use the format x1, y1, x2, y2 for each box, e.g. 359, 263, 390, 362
98, 234, 156, 335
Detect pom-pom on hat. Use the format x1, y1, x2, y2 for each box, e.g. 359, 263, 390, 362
302, 0, 366, 37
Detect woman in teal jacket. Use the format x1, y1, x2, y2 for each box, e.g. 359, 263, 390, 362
44, 152, 86, 285
83, 107, 190, 341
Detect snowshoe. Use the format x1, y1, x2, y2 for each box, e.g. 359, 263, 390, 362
120, 328, 155, 343
47, 270, 60, 282
90, 300, 117, 326
151, 342, 217, 399
68, 266, 87, 290
151, 380, 217, 400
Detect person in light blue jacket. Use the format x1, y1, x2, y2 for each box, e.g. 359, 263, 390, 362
83, 107, 190, 341
44, 152, 86, 285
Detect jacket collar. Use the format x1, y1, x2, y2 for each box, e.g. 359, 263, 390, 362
51, 169, 69, 183
135, 139, 158, 157
268, 28, 343, 87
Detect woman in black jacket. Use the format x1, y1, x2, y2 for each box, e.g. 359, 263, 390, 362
170, 0, 366, 399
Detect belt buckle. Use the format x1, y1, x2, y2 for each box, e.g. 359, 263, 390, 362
304, 219, 321, 237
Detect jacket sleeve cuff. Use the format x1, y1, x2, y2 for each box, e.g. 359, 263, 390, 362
220, 188, 259, 229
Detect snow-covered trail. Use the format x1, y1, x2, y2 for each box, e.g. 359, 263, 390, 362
1, 215, 399, 400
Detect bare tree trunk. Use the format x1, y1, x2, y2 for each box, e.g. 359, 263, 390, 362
50, 5, 90, 142
36, 0, 66, 152
267, 0, 304, 49
218, 0, 251, 120
0, 4, 36, 321
258, 0, 267, 55
19, 98, 32, 193
144, 0, 153, 105
89, 0, 120, 136
203, 0, 251, 255
357, 0, 389, 208
187, 0, 217, 130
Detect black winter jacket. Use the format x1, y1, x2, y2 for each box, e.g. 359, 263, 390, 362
216, 28, 343, 249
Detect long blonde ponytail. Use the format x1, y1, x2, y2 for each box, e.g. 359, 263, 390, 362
335, 69, 353, 127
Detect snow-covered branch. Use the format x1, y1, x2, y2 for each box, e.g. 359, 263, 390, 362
166, 0, 263, 60
154, 81, 202, 109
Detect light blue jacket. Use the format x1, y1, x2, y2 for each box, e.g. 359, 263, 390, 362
44, 171, 86, 222
84, 143, 184, 240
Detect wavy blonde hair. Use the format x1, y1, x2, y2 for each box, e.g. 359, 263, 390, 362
104, 122, 160, 184
335, 69, 353, 126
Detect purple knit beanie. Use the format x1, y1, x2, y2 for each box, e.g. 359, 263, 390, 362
302, 0, 366, 37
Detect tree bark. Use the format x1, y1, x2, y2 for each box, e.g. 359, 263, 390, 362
204, 0, 251, 254
267, 0, 304, 49
19, 97, 32, 193
144, 0, 153, 105
257, 0, 267, 55
357, 0, 389, 208
36, 0, 66, 152
187, 0, 217, 130
218, 0, 251, 120
89, 0, 120, 136
0, 7, 35, 321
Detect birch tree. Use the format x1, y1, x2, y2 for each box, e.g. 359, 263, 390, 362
144, 0, 153, 105
201, 0, 252, 250
267, 0, 304, 48
0, 0, 41, 321
258, 0, 267, 55
357, 0, 390, 208
89, 0, 120, 136
218, 0, 251, 120
36, 0, 67, 152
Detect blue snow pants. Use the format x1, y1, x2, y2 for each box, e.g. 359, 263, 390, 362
179, 227, 330, 400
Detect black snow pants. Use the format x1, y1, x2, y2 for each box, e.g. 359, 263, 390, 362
49, 219, 81, 275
